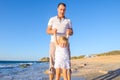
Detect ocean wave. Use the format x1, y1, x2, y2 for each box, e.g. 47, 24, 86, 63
0, 62, 49, 80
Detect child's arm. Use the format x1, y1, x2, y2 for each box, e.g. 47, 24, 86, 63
66, 34, 69, 39
54, 29, 59, 45
66, 29, 70, 39
54, 34, 58, 45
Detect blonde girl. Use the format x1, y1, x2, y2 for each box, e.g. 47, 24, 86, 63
54, 29, 70, 80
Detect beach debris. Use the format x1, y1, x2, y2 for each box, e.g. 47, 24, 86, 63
99, 70, 108, 74
93, 68, 120, 80
80, 63, 87, 68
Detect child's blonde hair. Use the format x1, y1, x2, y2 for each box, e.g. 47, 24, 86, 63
58, 36, 68, 46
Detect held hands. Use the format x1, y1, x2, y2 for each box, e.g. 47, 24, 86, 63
66, 29, 71, 38
66, 29, 72, 35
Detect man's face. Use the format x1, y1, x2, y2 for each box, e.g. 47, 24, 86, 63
57, 5, 66, 18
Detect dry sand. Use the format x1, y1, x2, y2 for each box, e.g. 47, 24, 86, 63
71, 55, 120, 80
44, 55, 120, 80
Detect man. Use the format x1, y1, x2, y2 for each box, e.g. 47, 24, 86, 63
46, 2, 73, 80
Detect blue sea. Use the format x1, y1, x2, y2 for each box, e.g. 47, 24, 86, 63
0, 61, 85, 80
0, 61, 49, 80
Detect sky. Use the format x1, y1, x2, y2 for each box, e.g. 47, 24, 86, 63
0, 0, 120, 61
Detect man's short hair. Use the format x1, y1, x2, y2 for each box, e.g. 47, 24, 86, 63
57, 2, 66, 8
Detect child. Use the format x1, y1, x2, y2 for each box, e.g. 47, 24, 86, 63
54, 29, 71, 80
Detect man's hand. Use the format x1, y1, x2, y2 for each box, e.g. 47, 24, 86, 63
52, 28, 57, 35
66, 28, 73, 36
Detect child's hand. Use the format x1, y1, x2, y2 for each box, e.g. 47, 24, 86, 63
66, 29, 72, 36
66, 29, 70, 38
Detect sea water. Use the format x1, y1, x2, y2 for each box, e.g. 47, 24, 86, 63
0, 61, 85, 80
0, 61, 49, 80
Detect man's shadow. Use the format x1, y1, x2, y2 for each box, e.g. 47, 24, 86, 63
92, 68, 120, 80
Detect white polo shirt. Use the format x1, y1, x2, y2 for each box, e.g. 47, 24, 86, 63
48, 16, 72, 42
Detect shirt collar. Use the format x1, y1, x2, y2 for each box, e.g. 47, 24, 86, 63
57, 16, 66, 19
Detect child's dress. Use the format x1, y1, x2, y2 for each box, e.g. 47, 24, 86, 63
54, 45, 70, 69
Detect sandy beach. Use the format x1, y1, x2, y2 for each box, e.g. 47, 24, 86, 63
71, 55, 120, 80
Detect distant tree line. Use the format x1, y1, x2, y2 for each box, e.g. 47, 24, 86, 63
40, 55, 85, 62
39, 50, 120, 62
71, 55, 85, 59
96, 50, 120, 56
